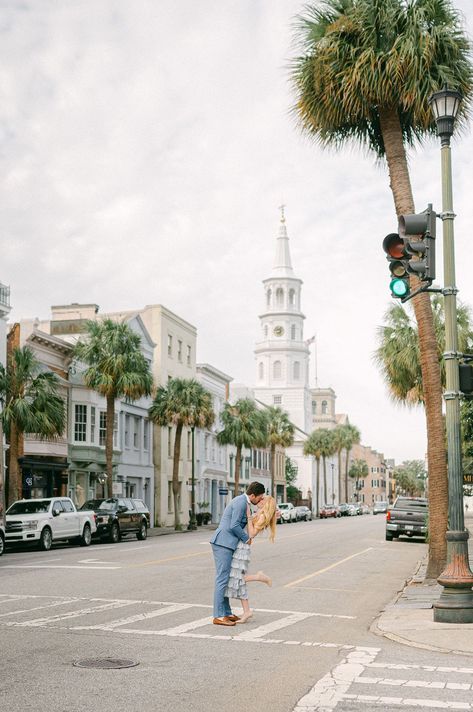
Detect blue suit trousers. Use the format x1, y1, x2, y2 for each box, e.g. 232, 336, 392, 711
211, 543, 234, 618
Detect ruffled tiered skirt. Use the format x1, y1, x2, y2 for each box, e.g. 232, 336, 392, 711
225, 540, 251, 599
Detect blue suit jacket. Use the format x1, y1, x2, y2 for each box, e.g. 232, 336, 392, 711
210, 494, 249, 550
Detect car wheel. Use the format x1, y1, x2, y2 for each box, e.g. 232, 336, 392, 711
0, 531, 4, 556
39, 527, 52, 551
109, 522, 120, 544
80, 524, 92, 547
136, 521, 147, 541
385, 533, 394, 541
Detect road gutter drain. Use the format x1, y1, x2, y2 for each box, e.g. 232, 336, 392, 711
73, 658, 139, 669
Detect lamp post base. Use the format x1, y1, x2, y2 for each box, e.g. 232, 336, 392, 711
187, 520, 197, 531
433, 531, 473, 623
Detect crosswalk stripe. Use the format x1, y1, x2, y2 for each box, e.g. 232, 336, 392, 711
5, 600, 135, 627
0, 598, 79, 619
71, 603, 194, 631
235, 612, 311, 640
341, 693, 471, 709
367, 662, 473, 674
157, 615, 213, 636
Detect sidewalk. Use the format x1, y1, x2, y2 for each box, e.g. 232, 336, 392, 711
147, 523, 216, 537
374, 516, 473, 656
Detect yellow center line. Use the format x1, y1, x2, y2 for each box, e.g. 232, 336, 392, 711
284, 547, 374, 588
127, 551, 211, 568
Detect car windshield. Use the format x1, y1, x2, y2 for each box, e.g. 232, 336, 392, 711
395, 498, 427, 510
279, 504, 289, 510
7, 500, 50, 514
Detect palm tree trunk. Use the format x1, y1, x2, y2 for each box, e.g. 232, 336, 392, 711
322, 456, 327, 504
172, 422, 183, 530
270, 443, 276, 498
344, 449, 350, 502
105, 395, 115, 499
315, 457, 320, 516
234, 446, 241, 497
338, 449, 343, 503
380, 108, 448, 577
8, 422, 20, 505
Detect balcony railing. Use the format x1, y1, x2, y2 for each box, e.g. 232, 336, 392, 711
0, 284, 10, 310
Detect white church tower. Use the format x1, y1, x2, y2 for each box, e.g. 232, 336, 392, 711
254, 209, 314, 497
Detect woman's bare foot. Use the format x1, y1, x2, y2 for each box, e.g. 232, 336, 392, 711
236, 610, 253, 623
257, 570, 272, 587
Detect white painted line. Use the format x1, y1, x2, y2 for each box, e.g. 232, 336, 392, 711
286, 547, 374, 588
71, 603, 193, 631
354, 676, 453, 690
6, 600, 135, 627
0, 598, 79, 619
341, 693, 471, 709
293, 646, 380, 710
0, 596, 25, 605
235, 612, 312, 640
368, 662, 473, 674
157, 615, 213, 636
78, 558, 120, 565
3, 564, 121, 570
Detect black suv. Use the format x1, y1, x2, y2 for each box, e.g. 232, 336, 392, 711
81, 498, 150, 544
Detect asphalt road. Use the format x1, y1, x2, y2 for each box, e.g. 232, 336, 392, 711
2, 515, 472, 712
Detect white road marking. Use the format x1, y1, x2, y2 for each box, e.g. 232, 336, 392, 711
367, 662, 473, 674
71, 603, 193, 631
78, 558, 119, 564
285, 547, 374, 588
158, 615, 215, 636
3, 564, 121, 570
6, 600, 135, 627
0, 598, 79, 618
341, 693, 471, 709
293, 647, 380, 710
235, 612, 312, 640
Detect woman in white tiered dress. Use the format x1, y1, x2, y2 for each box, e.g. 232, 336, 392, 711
224, 496, 277, 623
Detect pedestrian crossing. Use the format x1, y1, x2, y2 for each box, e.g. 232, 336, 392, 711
0, 592, 355, 650
293, 647, 473, 710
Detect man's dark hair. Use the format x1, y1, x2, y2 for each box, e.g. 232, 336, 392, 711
246, 481, 265, 496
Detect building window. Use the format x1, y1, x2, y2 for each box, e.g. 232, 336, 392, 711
74, 405, 87, 442
266, 289, 271, 307
113, 413, 118, 448
125, 415, 130, 447
177, 340, 182, 362
259, 362, 264, 380
264, 325, 268, 339
143, 420, 149, 451
312, 400, 316, 414
245, 458, 250, 477
187, 345, 191, 366
90, 406, 96, 444
293, 361, 300, 380
276, 288, 284, 307
187, 430, 191, 460
273, 361, 282, 379
291, 324, 296, 340
133, 417, 140, 448
273, 395, 282, 405
167, 334, 173, 357
99, 411, 107, 447
167, 427, 172, 457
322, 400, 328, 415
289, 289, 295, 306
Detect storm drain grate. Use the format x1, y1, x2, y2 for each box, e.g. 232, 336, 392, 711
73, 658, 139, 669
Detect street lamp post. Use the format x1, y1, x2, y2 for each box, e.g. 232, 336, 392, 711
429, 86, 473, 623
330, 463, 335, 503
187, 425, 197, 531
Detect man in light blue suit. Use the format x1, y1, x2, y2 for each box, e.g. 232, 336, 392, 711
210, 481, 266, 626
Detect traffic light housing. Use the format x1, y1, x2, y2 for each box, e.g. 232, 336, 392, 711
382, 204, 436, 300
460, 363, 473, 399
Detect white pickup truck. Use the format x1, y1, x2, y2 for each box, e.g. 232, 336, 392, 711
6, 497, 97, 551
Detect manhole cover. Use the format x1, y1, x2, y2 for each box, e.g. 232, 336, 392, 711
73, 658, 139, 669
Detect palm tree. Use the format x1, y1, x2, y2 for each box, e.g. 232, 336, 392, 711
264, 406, 295, 498
74, 319, 153, 498
349, 459, 369, 501
0, 346, 65, 505
291, 0, 472, 577
332, 423, 359, 503
342, 424, 361, 503
304, 428, 336, 513
149, 378, 214, 530
319, 429, 337, 505
217, 399, 267, 497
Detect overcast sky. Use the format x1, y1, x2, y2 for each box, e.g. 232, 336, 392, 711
1, 0, 472, 465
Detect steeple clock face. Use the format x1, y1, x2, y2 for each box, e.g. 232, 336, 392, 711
273, 325, 284, 337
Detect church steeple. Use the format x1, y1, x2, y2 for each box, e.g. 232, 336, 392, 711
272, 205, 294, 278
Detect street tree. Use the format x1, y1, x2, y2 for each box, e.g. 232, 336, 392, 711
217, 399, 267, 497
394, 459, 427, 496
264, 406, 295, 498
74, 319, 153, 499
0, 346, 65, 505
348, 459, 369, 501
342, 424, 361, 503
285, 457, 301, 502
291, 0, 472, 577
149, 378, 214, 530
304, 428, 337, 512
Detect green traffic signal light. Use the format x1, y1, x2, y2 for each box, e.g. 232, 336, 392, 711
390, 277, 409, 298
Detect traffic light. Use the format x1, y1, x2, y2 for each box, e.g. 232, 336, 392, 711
382, 204, 436, 301
460, 363, 473, 399
382, 232, 410, 299
398, 205, 436, 283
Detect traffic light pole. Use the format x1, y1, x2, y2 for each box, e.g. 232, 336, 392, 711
433, 132, 473, 623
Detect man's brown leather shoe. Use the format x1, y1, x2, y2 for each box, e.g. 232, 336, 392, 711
213, 617, 236, 626
225, 615, 240, 622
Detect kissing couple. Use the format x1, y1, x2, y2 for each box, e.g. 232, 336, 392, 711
210, 481, 277, 626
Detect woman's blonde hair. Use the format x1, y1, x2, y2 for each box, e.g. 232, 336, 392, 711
252, 496, 277, 543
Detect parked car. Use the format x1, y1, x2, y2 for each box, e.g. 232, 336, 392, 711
6, 497, 97, 551
360, 504, 371, 515
278, 502, 298, 523
346, 504, 357, 516
319, 504, 340, 519
354, 502, 363, 515
81, 497, 150, 543
338, 503, 350, 516
373, 501, 388, 515
0, 521, 4, 556
295, 506, 312, 521
386, 496, 428, 541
